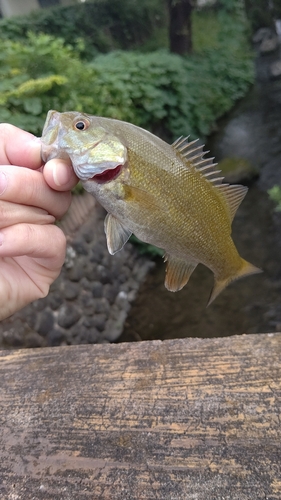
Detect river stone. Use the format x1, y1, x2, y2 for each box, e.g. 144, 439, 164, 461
46, 291, 64, 310
68, 261, 85, 282
94, 298, 110, 314
260, 36, 279, 54
25, 332, 45, 348
58, 303, 81, 328
2, 328, 25, 348
72, 240, 88, 256
37, 308, 55, 336
63, 282, 80, 301
91, 313, 106, 332
270, 60, 281, 79
104, 310, 127, 342
91, 281, 103, 298
103, 283, 119, 304
47, 327, 65, 346
252, 27, 273, 44
218, 157, 259, 184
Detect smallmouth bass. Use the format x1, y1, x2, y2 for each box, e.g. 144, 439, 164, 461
41, 110, 261, 305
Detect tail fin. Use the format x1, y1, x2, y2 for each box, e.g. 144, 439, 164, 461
208, 259, 262, 306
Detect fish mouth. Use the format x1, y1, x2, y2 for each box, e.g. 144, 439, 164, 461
89, 164, 123, 184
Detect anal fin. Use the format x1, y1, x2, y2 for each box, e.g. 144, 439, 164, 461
104, 213, 132, 255
164, 254, 197, 292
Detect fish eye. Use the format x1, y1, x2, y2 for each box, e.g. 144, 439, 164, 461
73, 119, 89, 131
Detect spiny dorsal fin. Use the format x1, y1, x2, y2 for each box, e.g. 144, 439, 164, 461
217, 183, 248, 221
172, 137, 248, 220
172, 136, 223, 186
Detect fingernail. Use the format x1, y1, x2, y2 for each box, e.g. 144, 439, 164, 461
53, 162, 71, 187
0, 172, 7, 196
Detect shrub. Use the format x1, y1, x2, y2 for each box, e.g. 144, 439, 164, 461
0, 0, 166, 59
0, 11, 254, 139
268, 186, 281, 212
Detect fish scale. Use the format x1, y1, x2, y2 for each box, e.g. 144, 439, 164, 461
41, 110, 261, 305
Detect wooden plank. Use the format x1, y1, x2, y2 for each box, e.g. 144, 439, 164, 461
0, 333, 281, 499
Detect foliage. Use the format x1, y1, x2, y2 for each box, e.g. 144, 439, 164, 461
268, 186, 281, 212
0, 9, 254, 139
0, 0, 166, 59
216, 0, 244, 15
0, 33, 96, 132
244, 0, 275, 31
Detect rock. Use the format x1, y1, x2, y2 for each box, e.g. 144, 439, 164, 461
103, 283, 118, 304
270, 60, 281, 78
80, 291, 95, 312
104, 310, 127, 342
91, 281, 103, 298
70, 326, 100, 344
37, 309, 55, 336
68, 262, 85, 282
91, 314, 106, 332
83, 230, 94, 244
96, 265, 111, 284
58, 304, 81, 329
46, 291, 64, 310
2, 328, 25, 348
47, 328, 65, 346
260, 36, 279, 54
115, 291, 130, 310
64, 246, 77, 269
23, 311, 38, 330
25, 332, 45, 348
80, 277, 92, 291
252, 27, 273, 44
84, 265, 98, 281
218, 157, 259, 184
72, 240, 88, 256
63, 282, 80, 301
94, 298, 110, 314
90, 242, 106, 263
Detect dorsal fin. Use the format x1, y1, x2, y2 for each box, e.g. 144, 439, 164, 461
172, 136, 248, 220
171, 136, 223, 186
217, 183, 248, 221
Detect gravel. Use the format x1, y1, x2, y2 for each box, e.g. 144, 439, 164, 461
0, 201, 154, 349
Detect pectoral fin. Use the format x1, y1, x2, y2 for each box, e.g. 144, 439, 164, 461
164, 254, 197, 292
104, 213, 132, 255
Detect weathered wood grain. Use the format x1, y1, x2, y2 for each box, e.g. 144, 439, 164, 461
0, 333, 280, 499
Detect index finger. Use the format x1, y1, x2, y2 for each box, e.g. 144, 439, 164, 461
0, 123, 41, 169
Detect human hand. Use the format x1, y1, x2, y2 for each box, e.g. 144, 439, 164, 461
0, 123, 78, 320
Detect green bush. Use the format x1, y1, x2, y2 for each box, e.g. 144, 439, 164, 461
0, 11, 254, 139
268, 186, 281, 212
0, 0, 167, 59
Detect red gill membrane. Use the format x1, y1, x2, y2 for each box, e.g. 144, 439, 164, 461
90, 164, 122, 184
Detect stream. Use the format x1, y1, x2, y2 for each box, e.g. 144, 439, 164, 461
119, 49, 281, 342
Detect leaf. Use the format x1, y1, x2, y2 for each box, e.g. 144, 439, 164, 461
23, 97, 42, 115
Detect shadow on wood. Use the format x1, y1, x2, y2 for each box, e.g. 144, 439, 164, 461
0, 333, 281, 499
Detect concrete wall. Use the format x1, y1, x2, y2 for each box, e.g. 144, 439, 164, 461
0, 0, 40, 17
0, 0, 75, 18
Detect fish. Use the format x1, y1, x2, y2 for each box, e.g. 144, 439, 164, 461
41, 110, 261, 305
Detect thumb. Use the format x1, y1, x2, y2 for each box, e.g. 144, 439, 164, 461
43, 159, 79, 192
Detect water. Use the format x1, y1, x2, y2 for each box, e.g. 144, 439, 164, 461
118, 51, 281, 342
